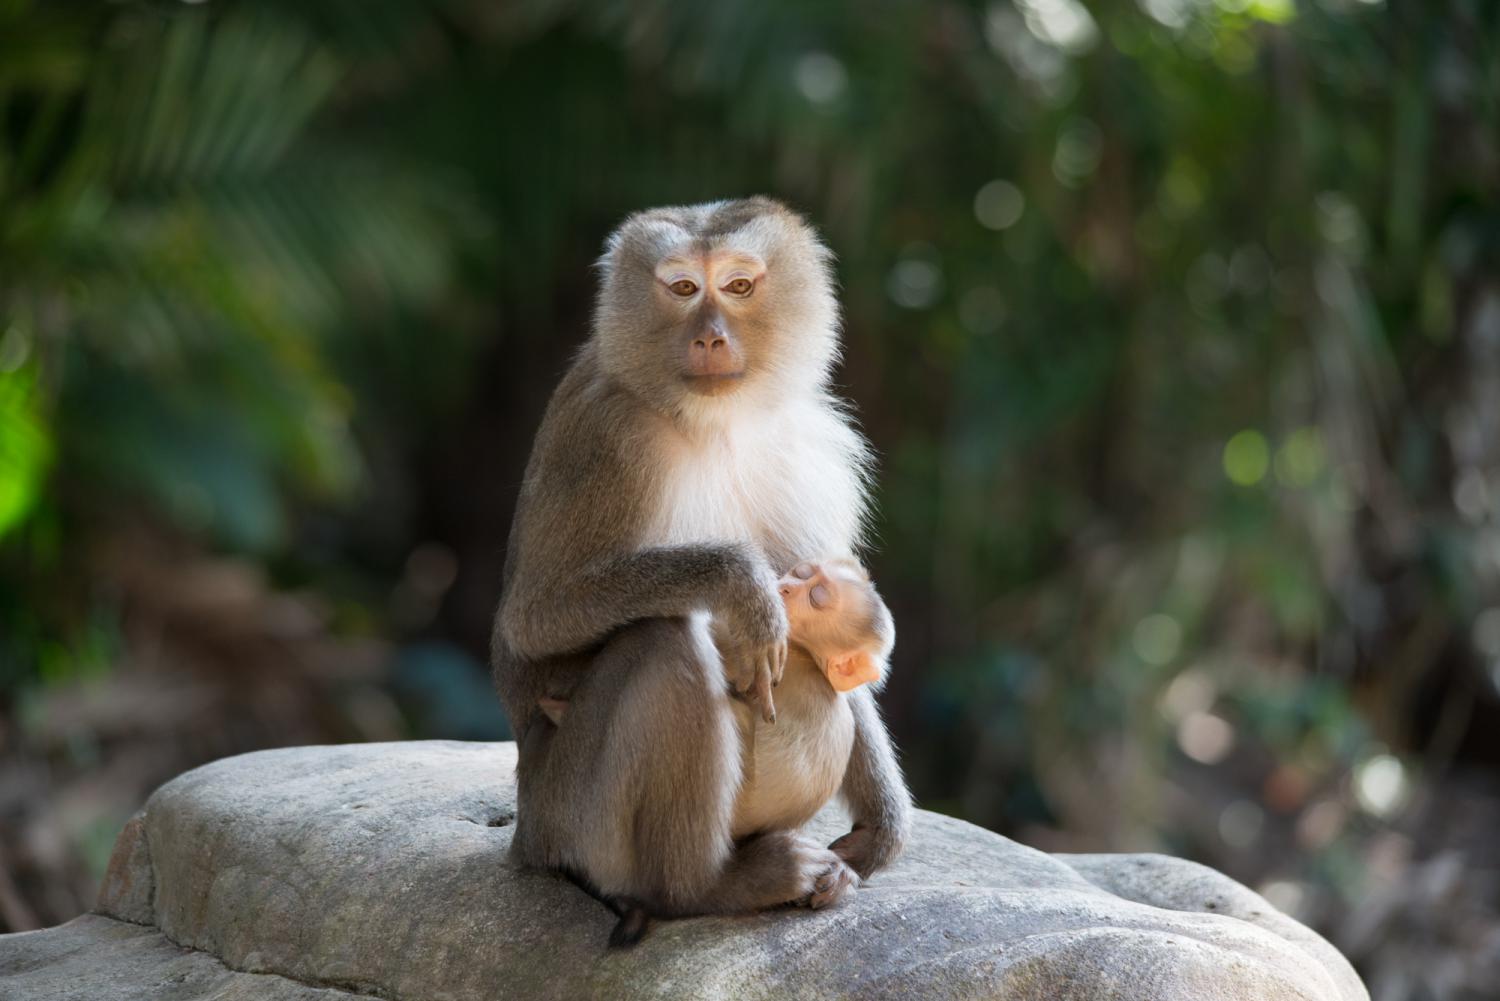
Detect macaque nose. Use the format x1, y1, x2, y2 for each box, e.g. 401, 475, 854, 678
685, 321, 744, 381
779, 583, 794, 596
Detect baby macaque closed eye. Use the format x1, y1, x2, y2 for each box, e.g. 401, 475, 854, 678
778, 562, 851, 613
779, 573, 834, 610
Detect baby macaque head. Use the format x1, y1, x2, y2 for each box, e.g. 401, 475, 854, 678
777, 559, 891, 692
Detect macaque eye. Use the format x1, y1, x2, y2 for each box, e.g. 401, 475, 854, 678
668, 279, 699, 297
723, 277, 754, 297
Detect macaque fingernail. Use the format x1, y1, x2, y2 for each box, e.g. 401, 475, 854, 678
793, 563, 815, 579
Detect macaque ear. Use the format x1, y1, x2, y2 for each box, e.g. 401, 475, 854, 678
823, 650, 882, 692
538, 696, 569, 727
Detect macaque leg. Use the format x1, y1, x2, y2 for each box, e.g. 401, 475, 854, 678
538, 696, 569, 725
512, 616, 855, 915
829, 687, 912, 878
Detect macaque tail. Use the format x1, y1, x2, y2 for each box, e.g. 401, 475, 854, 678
560, 868, 655, 948
607, 904, 653, 948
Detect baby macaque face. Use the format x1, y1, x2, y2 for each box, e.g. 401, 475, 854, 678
777, 559, 885, 692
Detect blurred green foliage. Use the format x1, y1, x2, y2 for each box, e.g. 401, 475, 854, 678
3, 0, 1500, 988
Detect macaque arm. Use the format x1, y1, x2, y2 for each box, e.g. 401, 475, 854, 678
500, 542, 773, 663
830, 687, 913, 878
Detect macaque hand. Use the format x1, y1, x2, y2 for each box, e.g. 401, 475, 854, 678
718, 572, 789, 723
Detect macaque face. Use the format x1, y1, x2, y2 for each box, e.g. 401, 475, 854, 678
777, 560, 884, 692
653, 248, 766, 397
594, 198, 840, 412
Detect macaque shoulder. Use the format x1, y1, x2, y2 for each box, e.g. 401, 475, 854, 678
511, 353, 660, 563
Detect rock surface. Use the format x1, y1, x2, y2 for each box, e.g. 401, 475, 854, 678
0, 740, 1368, 1001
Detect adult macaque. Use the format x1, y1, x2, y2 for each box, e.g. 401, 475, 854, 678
491, 198, 912, 942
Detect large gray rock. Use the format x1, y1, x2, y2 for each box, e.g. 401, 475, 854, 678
0, 741, 1368, 1000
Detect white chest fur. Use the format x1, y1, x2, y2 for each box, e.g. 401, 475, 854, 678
639, 399, 868, 567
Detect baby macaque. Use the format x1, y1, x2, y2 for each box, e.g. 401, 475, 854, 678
536, 558, 888, 726
776, 559, 889, 693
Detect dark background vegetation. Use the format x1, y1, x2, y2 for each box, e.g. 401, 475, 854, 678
3, 0, 1498, 995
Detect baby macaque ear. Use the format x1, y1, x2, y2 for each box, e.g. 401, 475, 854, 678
823, 651, 882, 692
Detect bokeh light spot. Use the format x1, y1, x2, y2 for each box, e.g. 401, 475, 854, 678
1296, 800, 1346, 850
1177, 711, 1234, 764
1219, 800, 1264, 848
1244, 0, 1294, 23
1453, 469, 1489, 522
1133, 613, 1182, 666
0, 326, 31, 373
1259, 880, 1306, 918
1014, 0, 1098, 54
1472, 607, 1500, 658
887, 246, 944, 310
974, 180, 1025, 231
1274, 427, 1325, 488
794, 52, 847, 105
1160, 669, 1216, 720
1223, 430, 1270, 486
1052, 118, 1102, 186
1354, 754, 1409, 817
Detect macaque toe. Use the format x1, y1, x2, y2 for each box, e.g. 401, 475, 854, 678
781, 839, 855, 909
808, 858, 859, 910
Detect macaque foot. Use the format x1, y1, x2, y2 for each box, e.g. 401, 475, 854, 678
713, 831, 859, 912
775, 833, 859, 910
804, 854, 860, 909
828, 825, 902, 880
